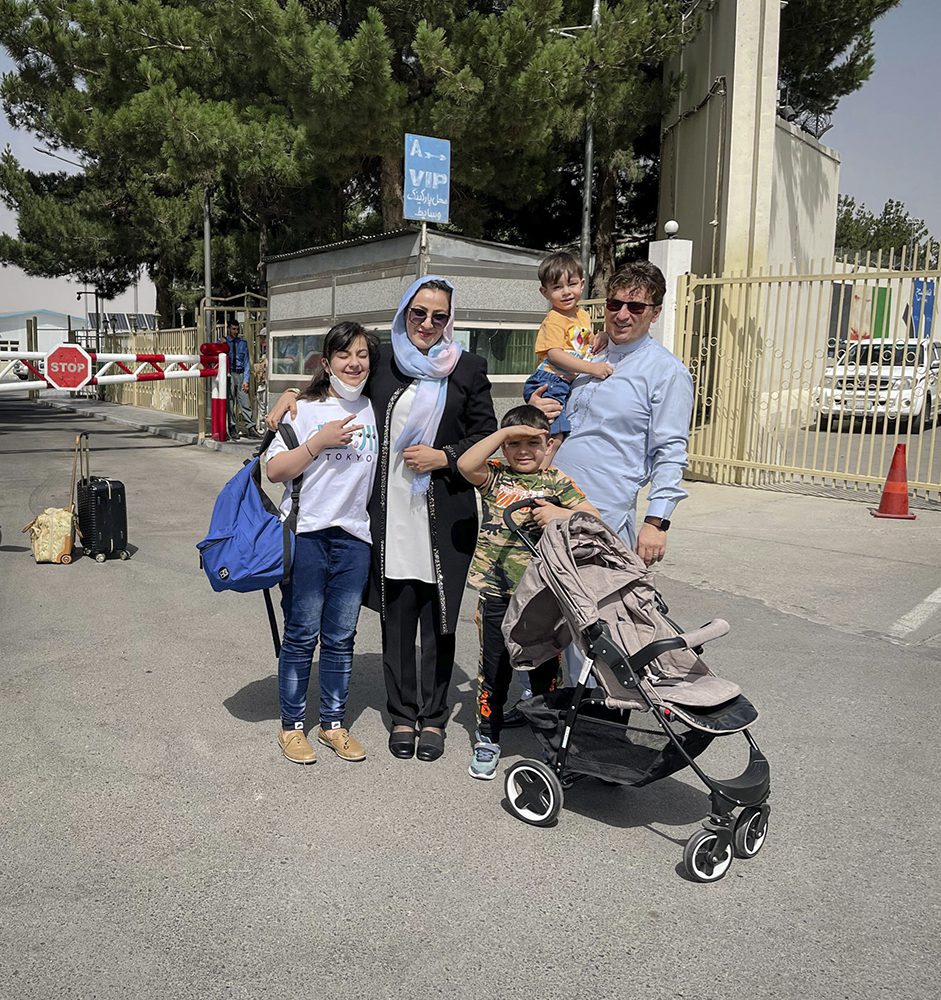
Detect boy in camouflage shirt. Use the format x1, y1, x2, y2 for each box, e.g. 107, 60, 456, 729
458, 405, 598, 780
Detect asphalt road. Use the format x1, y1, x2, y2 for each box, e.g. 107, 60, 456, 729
761, 415, 941, 505
1, 396, 938, 1000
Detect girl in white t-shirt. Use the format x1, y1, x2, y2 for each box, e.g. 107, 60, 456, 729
266, 323, 379, 765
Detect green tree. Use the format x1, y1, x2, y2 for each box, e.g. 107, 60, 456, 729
778, 0, 902, 116
0, 0, 689, 310
414, 1, 689, 289
835, 194, 936, 262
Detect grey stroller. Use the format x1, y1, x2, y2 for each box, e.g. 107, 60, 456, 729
501, 504, 771, 883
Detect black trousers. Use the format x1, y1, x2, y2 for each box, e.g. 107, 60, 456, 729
476, 592, 558, 744
382, 578, 456, 729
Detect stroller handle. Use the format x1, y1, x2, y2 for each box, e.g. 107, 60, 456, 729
502, 496, 564, 535
677, 618, 730, 649
625, 618, 731, 672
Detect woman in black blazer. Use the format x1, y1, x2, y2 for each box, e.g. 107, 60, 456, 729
268, 276, 496, 762
366, 278, 496, 761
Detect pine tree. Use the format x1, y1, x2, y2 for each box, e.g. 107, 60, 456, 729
0, 0, 690, 307
778, 0, 902, 116
835, 194, 935, 262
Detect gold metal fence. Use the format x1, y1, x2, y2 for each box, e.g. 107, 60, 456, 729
92, 293, 270, 432
99, 327, 203, 418
674, 248, 941, 507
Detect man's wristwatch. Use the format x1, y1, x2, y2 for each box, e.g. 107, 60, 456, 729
644, 516, 671, 532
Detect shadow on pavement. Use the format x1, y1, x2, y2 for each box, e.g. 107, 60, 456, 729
497, 774, 708, 840
223, 652, 387, 729
0, 442, 195, 454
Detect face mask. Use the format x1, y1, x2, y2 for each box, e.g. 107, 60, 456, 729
327, 366, 367, 401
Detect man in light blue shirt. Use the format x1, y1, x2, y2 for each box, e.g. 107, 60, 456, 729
531, 261, 693, 566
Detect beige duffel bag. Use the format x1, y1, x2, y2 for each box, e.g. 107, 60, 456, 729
21, 433, 80, 565
22, 507, 76, 564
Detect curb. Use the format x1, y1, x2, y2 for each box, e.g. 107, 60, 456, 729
36, 398, 254, 456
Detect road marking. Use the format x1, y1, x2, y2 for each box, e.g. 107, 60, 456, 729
889, 585, 941, 638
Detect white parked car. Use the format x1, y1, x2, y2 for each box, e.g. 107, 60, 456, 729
815, 338, 940, 430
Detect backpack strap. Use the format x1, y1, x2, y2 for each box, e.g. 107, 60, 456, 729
275, 421, 304, 584
263, 588, 282, 658
257, 420, 306, 657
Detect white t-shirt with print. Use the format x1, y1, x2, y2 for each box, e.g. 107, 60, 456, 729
266, 396, 378, 545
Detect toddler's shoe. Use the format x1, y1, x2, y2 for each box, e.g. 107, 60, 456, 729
468, 735, 501, 781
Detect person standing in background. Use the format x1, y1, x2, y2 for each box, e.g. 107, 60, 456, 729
225, 318, 259, 439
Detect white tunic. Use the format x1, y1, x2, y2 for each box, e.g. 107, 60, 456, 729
266, 396, 378, 545
384, 383, 435, 583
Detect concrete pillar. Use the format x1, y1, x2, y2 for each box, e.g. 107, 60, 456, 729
721, 0, 780, 273
657, 0, 782, 275
648, 231, 693, 356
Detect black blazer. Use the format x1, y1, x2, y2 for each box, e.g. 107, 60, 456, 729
365, 343, 497, 634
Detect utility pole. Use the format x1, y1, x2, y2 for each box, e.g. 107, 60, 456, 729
580, 0, 601, 281
203, 187, 213, 340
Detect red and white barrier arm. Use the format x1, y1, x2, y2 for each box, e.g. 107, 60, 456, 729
0, 346, 229, 443
0, 351, 47, 383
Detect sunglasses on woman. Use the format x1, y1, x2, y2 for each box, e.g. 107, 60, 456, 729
407, 307, 450, 329
605, 298, 656, 315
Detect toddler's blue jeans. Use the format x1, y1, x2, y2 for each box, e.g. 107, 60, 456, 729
522, 367, 572, 435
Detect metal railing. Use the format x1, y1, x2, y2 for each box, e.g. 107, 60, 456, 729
674, 248, 941, 507
100, 328, 202, 417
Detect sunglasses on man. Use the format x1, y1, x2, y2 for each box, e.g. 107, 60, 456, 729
605, 298, 657, 315
407, 307, 450, 329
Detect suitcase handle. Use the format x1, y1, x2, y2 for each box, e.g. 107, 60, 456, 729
78, 431, 91, 483
69, 435, 81, 511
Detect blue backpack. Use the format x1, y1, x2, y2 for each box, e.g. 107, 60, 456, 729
197, 423, 302, 594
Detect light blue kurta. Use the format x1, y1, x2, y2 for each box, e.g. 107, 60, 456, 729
553, 334, 694, 547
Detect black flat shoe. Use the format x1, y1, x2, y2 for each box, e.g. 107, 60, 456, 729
388, 729, 416, 759
416, 728, 445, 762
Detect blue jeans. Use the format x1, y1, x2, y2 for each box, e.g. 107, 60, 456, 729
523, 367, 572, 435
278, 527, 371, 729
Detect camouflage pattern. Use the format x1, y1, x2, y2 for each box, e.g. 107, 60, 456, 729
468, 460, 586, 596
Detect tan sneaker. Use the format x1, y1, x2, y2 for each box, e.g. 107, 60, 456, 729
278, 728, 316, 765
317, 726, 366, 762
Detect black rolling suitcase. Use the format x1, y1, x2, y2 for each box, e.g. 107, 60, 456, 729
76, 431, 130, 562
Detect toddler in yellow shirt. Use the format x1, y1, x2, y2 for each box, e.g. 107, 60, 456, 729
522, 252, 613, 443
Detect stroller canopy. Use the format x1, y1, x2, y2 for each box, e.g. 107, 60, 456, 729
502, 513, 742, 713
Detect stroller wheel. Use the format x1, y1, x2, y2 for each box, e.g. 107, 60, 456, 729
733, 805, 770, 859
683, 829, 733, 883
504, 759, 563, 827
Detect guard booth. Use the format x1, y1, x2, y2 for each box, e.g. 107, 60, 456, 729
263, 228, 551, 398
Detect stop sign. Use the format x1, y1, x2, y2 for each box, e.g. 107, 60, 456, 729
45, 343, 93, 390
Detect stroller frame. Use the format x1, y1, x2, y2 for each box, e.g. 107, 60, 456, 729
501, 501, 771, 883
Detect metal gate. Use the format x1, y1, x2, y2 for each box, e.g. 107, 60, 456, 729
200, 292, 269, 431
674, 249, 941, 507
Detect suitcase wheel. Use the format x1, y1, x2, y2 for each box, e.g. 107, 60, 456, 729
84, 548, 92, 556
60, 553, 72, 565
95, 552, 106, 563
119, 550, 130, 560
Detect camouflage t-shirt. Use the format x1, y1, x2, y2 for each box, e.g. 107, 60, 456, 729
468, 460, 587, 596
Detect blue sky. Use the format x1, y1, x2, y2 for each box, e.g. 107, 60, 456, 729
825, 0, 940, 236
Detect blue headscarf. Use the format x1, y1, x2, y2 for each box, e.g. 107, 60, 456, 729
391, 275, 463, 495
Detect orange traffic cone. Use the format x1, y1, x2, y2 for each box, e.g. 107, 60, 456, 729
871, 444, 917, 520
